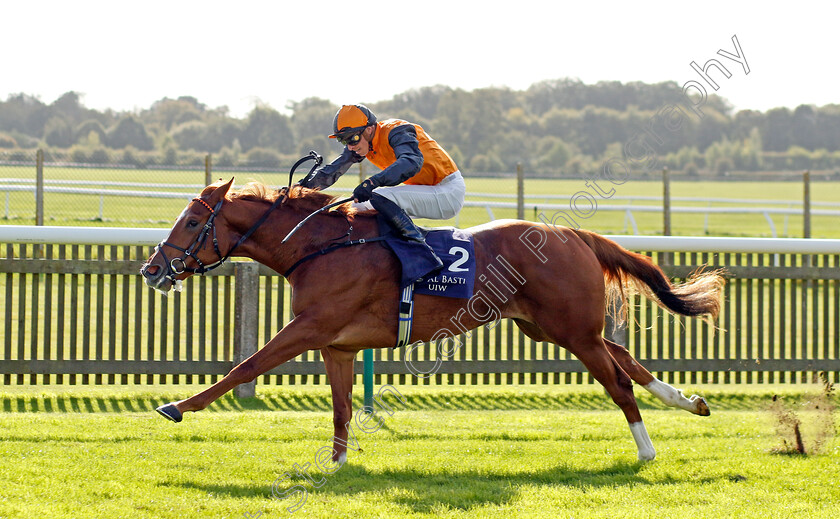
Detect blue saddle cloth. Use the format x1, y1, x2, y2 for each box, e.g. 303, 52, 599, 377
380, 221, 476, 299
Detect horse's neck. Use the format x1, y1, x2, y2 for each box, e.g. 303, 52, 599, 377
220, 198, 290, 268
228, 198, 353, 273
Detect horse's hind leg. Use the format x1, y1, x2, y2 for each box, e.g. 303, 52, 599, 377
568, 335, 656, 461
514, 318, 656, 460
604, 338, 710, 416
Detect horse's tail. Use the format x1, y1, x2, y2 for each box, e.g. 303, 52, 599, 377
571, 228, 725, 323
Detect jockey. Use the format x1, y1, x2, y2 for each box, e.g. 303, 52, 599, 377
300, 104, 465, 269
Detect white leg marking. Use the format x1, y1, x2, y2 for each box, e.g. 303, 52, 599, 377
643, 378, 708, 415
337, 451, 347, 465
629, 421, 656, 461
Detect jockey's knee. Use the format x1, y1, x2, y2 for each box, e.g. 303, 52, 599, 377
439, 205, 460, 220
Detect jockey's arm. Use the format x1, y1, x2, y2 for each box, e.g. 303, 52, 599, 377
299, 147, 364, 190
368, 124, 424, 187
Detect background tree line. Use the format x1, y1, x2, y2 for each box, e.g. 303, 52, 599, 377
1, 80, 839, 177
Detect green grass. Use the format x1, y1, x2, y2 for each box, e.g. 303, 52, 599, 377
1, 385, 837, 518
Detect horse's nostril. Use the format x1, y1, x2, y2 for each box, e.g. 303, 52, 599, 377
141, 263, 160, 278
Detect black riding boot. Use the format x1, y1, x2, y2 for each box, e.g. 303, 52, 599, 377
369, 193, 444, 270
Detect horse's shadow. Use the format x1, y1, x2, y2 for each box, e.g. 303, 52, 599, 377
167, 459, 712, 513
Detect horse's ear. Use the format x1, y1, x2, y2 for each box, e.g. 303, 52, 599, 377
207, 177, 236, 202
199, 177, 235, 200
219, 177, 235, 196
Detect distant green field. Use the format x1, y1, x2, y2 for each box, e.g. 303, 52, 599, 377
1, 165, 839, 238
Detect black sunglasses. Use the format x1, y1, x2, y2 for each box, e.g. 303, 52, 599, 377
336, 130, 364, 147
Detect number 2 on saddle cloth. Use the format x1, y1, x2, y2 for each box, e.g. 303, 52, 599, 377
378, 219, 477, 348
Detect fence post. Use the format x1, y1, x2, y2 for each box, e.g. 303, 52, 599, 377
662, 167, 671, 236
359, 162, 364, 183
516, 163, 524, 220
803, 170, 811, 239
662, 167, 672, 265
803, 171, 812, 272
363, 348, 374, 411
36, 149, 44, 226
234, 262, 260, 398
205, 154, 213, 186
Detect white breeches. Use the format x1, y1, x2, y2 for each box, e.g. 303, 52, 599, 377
354, 171, 466, 220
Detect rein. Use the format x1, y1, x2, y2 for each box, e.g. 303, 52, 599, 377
155, 152, 324, 284
283, 236, 387, 278
281, 197, 354, 244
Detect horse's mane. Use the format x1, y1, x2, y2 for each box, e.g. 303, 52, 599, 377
204, 180, 356, 217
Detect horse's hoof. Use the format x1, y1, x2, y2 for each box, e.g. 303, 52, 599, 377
637, 449, 656, 462
693, 396, 711, 416
156, 403, 183, 422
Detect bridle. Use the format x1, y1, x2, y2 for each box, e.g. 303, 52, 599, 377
153, 197, 227, 283
148, 152, 326, 285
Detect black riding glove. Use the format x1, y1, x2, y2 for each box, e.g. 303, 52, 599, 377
352, 177, 379, 202
298, 172, 316, 189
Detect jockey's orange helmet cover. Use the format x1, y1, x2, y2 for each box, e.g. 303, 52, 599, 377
330, 104, 376, 138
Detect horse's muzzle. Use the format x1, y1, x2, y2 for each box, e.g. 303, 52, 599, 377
140, 261, 172, 292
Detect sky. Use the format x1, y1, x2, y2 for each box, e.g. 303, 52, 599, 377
1, 1, 836, 118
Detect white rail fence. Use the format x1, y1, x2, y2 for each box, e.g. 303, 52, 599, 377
3, 225, 840, 254
3, 178, 840, 236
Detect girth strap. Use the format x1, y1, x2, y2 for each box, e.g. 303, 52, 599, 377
396, 284, 415, 349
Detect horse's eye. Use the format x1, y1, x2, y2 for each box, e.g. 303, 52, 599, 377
186, 219, 199, 229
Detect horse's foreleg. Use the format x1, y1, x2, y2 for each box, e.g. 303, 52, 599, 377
604, 338, 710, 416
321, 347, 357, 464
156, 316, 334, 421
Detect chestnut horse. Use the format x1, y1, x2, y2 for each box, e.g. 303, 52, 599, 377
141, 179, 724, 462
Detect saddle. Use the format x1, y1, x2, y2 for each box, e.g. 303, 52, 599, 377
376, 215, 476, 298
